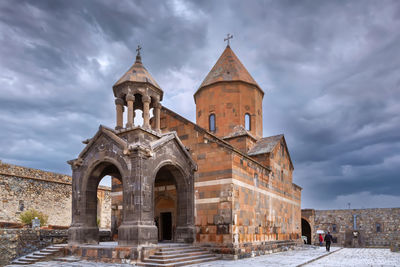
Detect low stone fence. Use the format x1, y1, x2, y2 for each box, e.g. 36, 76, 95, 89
0, 228, 67, 266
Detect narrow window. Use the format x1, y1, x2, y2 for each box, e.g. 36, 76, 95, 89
209, 114, 216, 132
281, 170, 284, 181
332, 224, 337, 233
281, 143, 285, 157
245, 113, 251, 131
376, 223, 381, 232
254, 173, 258, 187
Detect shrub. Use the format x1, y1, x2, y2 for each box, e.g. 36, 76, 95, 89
19, 209, 48, 226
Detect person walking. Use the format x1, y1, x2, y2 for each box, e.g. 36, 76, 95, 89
324, 231, 333, 252
319, 234, 323, 246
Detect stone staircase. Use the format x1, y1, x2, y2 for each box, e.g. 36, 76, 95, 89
138, 245, 220, 267
8, 244, 66, 265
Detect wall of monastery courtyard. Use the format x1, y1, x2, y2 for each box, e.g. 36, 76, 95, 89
305, 208, 400, 248
0, 161, 111, 228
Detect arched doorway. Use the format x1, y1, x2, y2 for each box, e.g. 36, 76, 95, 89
153, 164, 192, 243
301, 218, 311, 244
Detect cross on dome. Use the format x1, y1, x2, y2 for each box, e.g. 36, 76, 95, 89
224, 33, 233, 46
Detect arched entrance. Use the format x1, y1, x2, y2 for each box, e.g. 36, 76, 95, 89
69, 159, 125, 245
301, 218, 312, 244
153, 164, 192, 243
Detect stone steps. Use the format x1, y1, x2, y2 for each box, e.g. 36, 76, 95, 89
9, 245, 65, 265
151, 251, 208, 259
137, 256, 220, 267
138, 245, 220, 267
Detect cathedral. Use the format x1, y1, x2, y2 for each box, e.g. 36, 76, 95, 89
67, 43, 302, 260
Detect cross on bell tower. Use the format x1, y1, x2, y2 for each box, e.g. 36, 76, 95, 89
135, 45, 142, 63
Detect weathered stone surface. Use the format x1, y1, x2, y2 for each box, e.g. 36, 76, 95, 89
0, 228, 67, 265
0, 162, 111, 228
303, 208, 400, 248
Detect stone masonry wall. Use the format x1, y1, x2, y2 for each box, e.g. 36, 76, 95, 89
195, 81, 264, 139
313, 208, 400, 247
0, 228, 67, 266
0, 161, 111, 228
157, 107, 302, 256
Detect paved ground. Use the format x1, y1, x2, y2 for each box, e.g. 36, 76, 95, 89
192, 246, 341, 267
6, 247, 400, 266
306, 248, 400, 266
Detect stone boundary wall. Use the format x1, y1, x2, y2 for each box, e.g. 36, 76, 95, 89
313, 208, 400, 248
0, 161, 111, 228
0, 228, 67, 266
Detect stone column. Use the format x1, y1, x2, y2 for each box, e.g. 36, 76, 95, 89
125, 93, 135, 128
142, 95, 151, 129
154, 102, 161, 132
118, 152, 157, 246
115, 98, 124, 130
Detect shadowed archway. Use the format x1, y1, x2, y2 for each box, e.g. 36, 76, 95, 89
301, 218, 311, 245
153, 164, 194, 243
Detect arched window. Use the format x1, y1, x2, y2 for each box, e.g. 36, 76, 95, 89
245, 113, 251, 131
209, 114, 216, 132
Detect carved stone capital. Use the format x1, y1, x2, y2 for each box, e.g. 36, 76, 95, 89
126, 93, 135, 102
115, 98, 124, 106
154, 102, 162, 109
67, 158, 83, 170
142, 95, 151, 103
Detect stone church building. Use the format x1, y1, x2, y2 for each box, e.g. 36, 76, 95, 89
67, 43, 302, 258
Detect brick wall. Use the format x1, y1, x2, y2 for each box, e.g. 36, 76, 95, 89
0, 161, 111, 228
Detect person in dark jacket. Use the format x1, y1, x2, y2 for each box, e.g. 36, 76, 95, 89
324, 231, 333, 252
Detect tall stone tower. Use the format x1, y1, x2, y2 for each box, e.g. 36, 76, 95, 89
194, 45, 264, 139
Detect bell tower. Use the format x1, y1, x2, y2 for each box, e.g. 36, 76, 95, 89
112, 46, 163, 132
194, 43, 264, 139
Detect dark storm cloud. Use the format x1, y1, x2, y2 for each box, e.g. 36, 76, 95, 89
0, 0, 399, 209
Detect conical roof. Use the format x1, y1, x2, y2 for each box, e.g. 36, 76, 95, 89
113, 54, 161, 90
195, 46, 263, 96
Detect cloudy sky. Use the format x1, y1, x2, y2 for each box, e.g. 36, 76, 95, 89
1, 0, 399, 210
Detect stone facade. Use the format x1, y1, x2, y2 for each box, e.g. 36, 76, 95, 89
156, 107, 301, 257
302, 208, 400, 248
0, 161, 111, 228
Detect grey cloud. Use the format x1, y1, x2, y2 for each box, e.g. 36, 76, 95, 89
0, 0, 399, 209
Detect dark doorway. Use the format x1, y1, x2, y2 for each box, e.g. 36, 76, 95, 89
161, 212, 172, 241
301, 218, 311, 244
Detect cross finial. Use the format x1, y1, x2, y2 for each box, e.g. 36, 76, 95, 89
224, 33, 233, 46
135, 45, 142, 63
